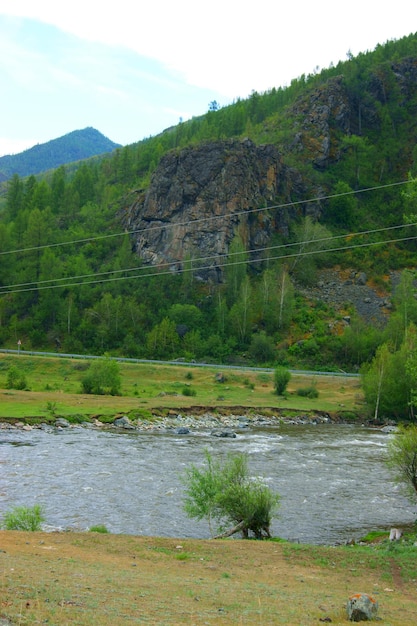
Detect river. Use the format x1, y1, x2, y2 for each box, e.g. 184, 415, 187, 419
0, 423, 415, 544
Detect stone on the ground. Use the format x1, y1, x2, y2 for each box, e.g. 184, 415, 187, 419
346, 592, 378, 621
389, 527, 402, 541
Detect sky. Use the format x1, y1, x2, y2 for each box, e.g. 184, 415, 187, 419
0, 0, 415, 157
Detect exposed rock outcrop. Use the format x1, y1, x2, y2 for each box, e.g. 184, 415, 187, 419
120, 139, 315, 281
285, 75, 353, 169
119, 59, 417, 288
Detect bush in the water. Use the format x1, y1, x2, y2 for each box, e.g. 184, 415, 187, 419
2, 504, 45, 531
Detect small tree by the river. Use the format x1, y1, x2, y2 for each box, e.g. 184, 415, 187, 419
182, 451, 280, 539
387, 424, 417, 498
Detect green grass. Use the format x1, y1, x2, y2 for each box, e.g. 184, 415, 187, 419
0, 352, 363, 421
282, 530, 417, 583
89, 524, 110, 533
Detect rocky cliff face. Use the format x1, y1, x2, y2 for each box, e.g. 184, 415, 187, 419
285, 75, 352, 169
119, 59, 417, 282
120, 139, 322, 281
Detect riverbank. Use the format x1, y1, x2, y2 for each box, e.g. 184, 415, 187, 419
0, 352, 363, 421
0, 404, 391, 436
1, 530, 416, 625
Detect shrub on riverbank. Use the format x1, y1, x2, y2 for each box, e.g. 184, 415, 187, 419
182, 451, 280, 539
274, 366, 291, 395
80, 357, 121, 395
296, 384, 319, 398
2, 504, 45, 531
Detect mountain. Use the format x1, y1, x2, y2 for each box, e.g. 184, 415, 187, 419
122, 48, 417, 281
0, 127, 121, 181
2, 32, 417, 394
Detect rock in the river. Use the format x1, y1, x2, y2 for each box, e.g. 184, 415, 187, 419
210, 429, 237, 438
380, 425, 397, 433
113, 416, 135, 430
55, 418, 70, 428
346, 593, 378, 621
175, 427, 190, 435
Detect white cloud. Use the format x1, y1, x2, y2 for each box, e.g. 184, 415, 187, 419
1, 1, 415, 98
0, 137, 40, 156
0, 0, 415, 154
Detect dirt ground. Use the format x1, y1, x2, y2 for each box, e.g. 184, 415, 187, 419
1, 531, 416, 625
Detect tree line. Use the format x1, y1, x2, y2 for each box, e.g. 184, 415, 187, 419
1, 33, 417, 421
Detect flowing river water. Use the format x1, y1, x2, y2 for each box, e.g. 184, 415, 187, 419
0, 423, 415, 544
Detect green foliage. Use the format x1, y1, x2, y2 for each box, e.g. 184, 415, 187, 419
182, 385, 197, 397
387, 424, 417, 498
360, 326, 417, 420
2, 35, 417, 375
0, 127, 119, 179
274, 366, 291, 395
182, 451, 280, 539
289, 217, 333, 286
45, 401, 57, 415
325, 181, 358, 229
249, 331, 276, 364
6, 365, 27, 390
2, 504, 45, 531
146, 318, 179, 359
224, 234, 248, 307
89, 524, 109, 533
296, 385, 319, 398
80, 357, 122, 395
339, 316, 384, 368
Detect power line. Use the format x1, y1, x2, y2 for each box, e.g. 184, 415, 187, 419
0, 178, 413, 257
1, 220, 417, 293
1, 178, 415, 295
1, 228, 416, 296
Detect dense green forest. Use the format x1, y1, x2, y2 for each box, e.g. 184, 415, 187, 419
1, 33, 417, 419
0, 127, 120, 181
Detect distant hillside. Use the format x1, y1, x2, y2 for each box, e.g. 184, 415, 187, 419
0, 127, 121, 180
3, 32, 417, 394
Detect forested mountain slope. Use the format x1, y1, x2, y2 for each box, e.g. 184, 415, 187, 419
0, 127, 120, 181
1, 33, 417, 414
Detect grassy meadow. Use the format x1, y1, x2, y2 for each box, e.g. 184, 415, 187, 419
1, 530, 417, 625
0, 352, 363, 422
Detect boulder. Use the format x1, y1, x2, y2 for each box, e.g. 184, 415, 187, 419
389, 528, 402, 541
175, 427, 190, 435
380, 425, 397, 433
210, 429, 237, 438
55, 418, 70, 428
347, 593, 378, 621
356, 272, 367, 286
113, 416, 135, 430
